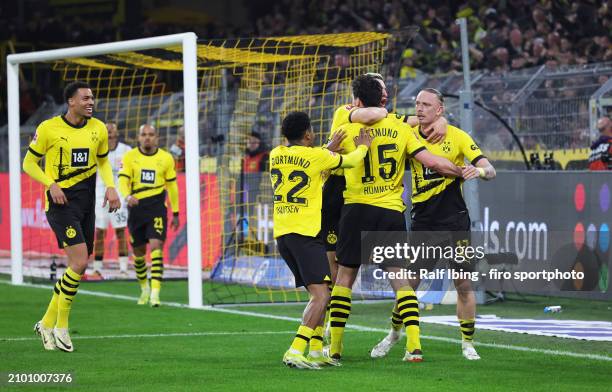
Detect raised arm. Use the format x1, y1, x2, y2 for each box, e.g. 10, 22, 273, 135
350, 107, 388, 125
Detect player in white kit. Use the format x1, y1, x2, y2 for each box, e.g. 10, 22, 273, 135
91, 122, 132, 278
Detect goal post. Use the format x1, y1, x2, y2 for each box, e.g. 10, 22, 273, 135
6, 33, 203, 308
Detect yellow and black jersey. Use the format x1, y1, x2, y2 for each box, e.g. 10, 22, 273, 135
340, 115, 425, 212
118, 148, 179, 213
270, 145, 343, 238
327, 104, 358, 176
25, 115, 110, 202
408, 124, 485, 223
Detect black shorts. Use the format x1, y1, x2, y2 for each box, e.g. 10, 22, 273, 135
337, 203, 407, 268
46, 189, 96, 255
128, 197, 168, 248
409, 211, 475, 272
276, 233, 330, 287
321, 175, 345, 251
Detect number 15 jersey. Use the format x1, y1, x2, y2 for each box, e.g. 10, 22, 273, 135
270, 145, 342, 238
340, 115, 425, 212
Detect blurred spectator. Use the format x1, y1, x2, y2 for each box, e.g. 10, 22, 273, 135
588, 117, 612, 170
243, 131, 269, 173
169, 126, 185, 172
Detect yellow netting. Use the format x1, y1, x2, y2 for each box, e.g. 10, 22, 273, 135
45, 31, 397, 303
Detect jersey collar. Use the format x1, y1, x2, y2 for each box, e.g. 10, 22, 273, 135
417, 125, 428, 139
61, 114, 88, 129
138, 147, 159, 156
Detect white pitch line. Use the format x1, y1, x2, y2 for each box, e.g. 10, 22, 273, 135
3, 281, 612, 362
1, 330, 296, 342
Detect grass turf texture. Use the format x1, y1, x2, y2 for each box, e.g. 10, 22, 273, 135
1, 278, 610, 391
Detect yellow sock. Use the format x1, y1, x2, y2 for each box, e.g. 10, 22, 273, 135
56, 267, 81, 329
290, 325, 314, 355
41, 281, 61, 328
309, 326, 324, 353
329, 285, 352, 357
459, 319, 475, 342
134, 256, 148, 289
150, 249, 164, 291
396, 287, 421, 352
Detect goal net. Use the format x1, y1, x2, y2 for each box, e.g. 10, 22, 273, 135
6, 30, 414, 305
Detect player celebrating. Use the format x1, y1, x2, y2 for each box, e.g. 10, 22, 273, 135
328, 76, 463, 363
370, 88, 496, 361
119, 124, 179, 307
272, 111, 373, 369
24, 81, 121, 352
91, 122, 131, 279
322, 72, 448, 281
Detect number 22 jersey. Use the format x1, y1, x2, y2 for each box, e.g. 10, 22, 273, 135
270, 145, 342, 238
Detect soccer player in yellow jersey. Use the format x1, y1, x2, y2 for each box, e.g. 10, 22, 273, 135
119, 124, 180, 307
370, 88, 496, 361
321, 73, 450, 341
322, 72, 448, 281
272, 111, 373, 369
23, 81, 121, 352
328, 76, 464, 363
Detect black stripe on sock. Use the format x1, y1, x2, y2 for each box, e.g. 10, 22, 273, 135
403, 320, 420, 327
59, 285, 77, 297
400, 311, 419, 318
330, 303, 351, 311
330, 311, 349, 318
311, 335, 324, 341
60, 278, 79, 289
460, 322, 475, 328
397, 295, 418, 306
331, 295, 351, 303
330, 321, 346, 327
64, 270, 80, 282
398, 303, 418, 312
295, 334, 310, 342
151, 257, 163, 261
461, 329, 475, 336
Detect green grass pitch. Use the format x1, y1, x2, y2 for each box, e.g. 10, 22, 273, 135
1, 278, 610, 391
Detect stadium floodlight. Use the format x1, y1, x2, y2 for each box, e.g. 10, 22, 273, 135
6, 33, 203, 308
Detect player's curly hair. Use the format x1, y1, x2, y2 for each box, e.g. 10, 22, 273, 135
351, 74, 383, 107
63, 81, 91, 103
281, 111, 311, 142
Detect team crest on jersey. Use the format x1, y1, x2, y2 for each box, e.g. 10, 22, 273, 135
65, 226, 77, 239
91, 130, 99, 143
327, 231, 337, 245
441, 141, 451, 153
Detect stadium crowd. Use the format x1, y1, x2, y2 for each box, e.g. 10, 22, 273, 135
2, 1, 610, 74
